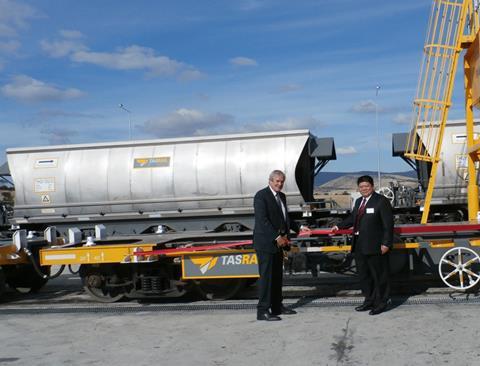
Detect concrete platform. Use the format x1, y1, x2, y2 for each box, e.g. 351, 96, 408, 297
1, 302, 479, 366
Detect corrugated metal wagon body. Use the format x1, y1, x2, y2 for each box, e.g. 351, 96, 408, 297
7, 130, 331, 233
423, 122, 480, 204
393, 121, 480, 213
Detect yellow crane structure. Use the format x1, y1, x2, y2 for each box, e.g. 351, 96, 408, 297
405, 0, 480, 224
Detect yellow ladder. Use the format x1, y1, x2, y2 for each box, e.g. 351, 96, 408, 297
405, 0, 479, 223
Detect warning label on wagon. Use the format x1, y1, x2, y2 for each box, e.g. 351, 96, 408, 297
41, 194, 51, 204
34, 178, 55, 192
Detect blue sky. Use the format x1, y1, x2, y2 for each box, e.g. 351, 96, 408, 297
0, 0, 469, 172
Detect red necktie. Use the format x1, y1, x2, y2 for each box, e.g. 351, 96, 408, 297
358, 198, 367, 213
354, 198, 367, 232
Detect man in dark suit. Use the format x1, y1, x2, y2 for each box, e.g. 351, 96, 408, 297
333, 175, 393, 315
253, 170, 299, 321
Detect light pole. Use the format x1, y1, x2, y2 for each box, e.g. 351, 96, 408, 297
118, 103, 132, 141
375, 85, 381, 188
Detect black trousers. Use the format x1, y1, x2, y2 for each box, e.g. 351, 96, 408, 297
355, 251, 390, 307
256, 249, 284, 313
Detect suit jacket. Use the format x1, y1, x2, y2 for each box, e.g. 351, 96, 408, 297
338, 191, 393, 255
253, 187, 299, 253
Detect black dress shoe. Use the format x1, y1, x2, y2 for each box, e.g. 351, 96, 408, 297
355, 304, 373, 312
369, 305, 387, 316
257, 312, 282, 321
272, 306, 297, 316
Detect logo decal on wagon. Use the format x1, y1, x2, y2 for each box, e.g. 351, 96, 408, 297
183, 253, 259, 278
191, 256, 219, 274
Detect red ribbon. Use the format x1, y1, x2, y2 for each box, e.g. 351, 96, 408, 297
134, 240, 253, 256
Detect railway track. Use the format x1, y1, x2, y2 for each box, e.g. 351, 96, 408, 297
1, 295, 480, 315
0, 272, 478, 314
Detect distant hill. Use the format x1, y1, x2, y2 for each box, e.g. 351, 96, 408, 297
315, 170, 417, 187
317, 174, 418, 192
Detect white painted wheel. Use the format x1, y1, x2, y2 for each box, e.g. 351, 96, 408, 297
438, 247, 480, 290
377, 187, 394, 205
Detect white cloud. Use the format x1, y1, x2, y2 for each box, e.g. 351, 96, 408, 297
191, 117, 316, 136
1, 75, 85, 102
40, 38, 86, 58
140, 109, 320, 138
0, 0, 39, 37
230, 56, 258, 67
0, 0, 40, 60
72, 46, 182, 75
350, 100, 379, 114
337, 146, 358, 155
393, 112, 411, 124
41, 32, 203, 80
140, 108, 234, 137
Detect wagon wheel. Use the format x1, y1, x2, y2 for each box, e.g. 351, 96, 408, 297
377, 187, 394, 205
82, 273, 126, 303
3, 264, 50, 293
192, 278, 246, 300
80, 266, 127, 303
438, 247, 480, 290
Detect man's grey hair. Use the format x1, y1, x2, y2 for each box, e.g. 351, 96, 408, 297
269, 170, 285, 181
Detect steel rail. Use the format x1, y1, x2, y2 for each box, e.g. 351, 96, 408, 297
0, 295, 478, 315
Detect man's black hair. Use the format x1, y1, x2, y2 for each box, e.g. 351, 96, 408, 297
357, 175, 374, 186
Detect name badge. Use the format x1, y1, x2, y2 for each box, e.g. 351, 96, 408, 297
366, 208, 374, 214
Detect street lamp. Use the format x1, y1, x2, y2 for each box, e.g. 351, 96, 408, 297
118, 103, 132, 141
375, 85, 381, 188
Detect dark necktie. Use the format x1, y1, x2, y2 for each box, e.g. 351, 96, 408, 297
359, 197, 367, 212
276, 193, 284, 218
276, 193, 288, 234
354, 198, 367, 232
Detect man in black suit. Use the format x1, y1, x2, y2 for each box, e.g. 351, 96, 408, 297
253, 170, 299, 321
333, 175, 393, 315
